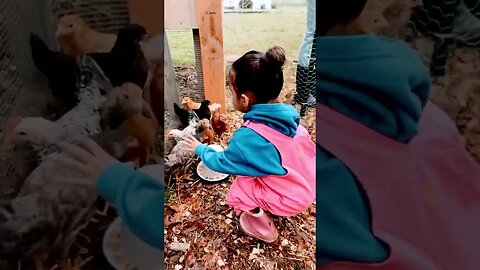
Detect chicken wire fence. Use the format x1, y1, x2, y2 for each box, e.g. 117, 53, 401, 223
0, 0, 131, 178
409, 0, 480, 76
0, 0, 52, 128
51, 0, 130, 33
294, 40, 316, 116
166, 29, 205, 100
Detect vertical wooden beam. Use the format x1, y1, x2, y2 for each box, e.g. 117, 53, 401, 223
196, 0, 226, 113
127, 0, 163, 35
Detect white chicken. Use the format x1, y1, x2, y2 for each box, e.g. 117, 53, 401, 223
165, 114, 207, 169
4, 116, 140, 166
167, 117, 199, 143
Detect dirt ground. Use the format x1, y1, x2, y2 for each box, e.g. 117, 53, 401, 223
164, 60, 316, 270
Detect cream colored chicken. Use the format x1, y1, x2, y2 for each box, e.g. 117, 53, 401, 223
55, 14, 117, 56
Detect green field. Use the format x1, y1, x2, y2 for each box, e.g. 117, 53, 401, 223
166, 4, 307, 66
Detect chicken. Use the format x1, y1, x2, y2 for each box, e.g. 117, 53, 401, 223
54, 13, 162, 95
173, 102, 192, 127
165, 141, 194, 170
3, 116, 66, 153
7, 55, 114, 160
211, 109, 228, 138
55, 13, 162, 87
55, 14, 117, 56
88, 24, 149, 90
182, 97, 221, 120
147, 61, 164, 123
174, 97, 221, 127
3, 116, 140, 163
30, 24, 149, 105
382, 0, 421, 38
165, 117, 204, 171
167, 116, 200, 143
0, 55, 114, 269
30, 33, 78, 105
182, 96, 202, 110
196, 119, 214, 144
100, 82, 158, 166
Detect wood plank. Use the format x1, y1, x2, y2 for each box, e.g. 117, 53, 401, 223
165, 0, 198, 29
196, 0, 226, 113
126, 0, 163, 35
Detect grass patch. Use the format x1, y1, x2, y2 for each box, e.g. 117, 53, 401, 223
167, 4, 307, 65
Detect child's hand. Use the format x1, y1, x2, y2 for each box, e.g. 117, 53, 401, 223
182, 135, 202, 153
51, 139, 121, 189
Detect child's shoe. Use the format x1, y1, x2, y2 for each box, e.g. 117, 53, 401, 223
239, 208, 278, 243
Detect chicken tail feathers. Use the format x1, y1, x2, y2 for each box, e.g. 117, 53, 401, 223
30, 33, 76, 84
30, 33, 53, 76
174, 103, 190, 126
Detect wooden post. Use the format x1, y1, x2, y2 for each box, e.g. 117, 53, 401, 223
127, 0, 163, 35
196, 0, 226, 113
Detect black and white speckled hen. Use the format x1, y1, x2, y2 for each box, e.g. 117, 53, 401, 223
0, 55, 114, 269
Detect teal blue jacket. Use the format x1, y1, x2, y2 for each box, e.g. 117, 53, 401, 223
97, 163, 163, 249
195, 103, 300, 176
316, 35, 430, 264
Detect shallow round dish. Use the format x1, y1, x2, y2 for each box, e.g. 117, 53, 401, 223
103, 217, 136, 270
197, 161, 229, 183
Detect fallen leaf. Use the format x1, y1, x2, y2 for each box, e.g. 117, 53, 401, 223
217, 258, 226, 266
169, 242, 190, 251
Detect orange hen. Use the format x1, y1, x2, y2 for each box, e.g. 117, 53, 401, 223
181, 97, 201, 110
107, 83, 158, 166
211, 110, 227, 138
197, 119, 214, 144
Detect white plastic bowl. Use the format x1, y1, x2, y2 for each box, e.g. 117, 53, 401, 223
202, 144, 225, 179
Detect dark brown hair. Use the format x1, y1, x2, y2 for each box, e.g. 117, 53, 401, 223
230, 46, 286, 103
317, 0, 367, 35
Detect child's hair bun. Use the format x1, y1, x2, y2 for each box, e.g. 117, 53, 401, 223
261, 46, 286, 69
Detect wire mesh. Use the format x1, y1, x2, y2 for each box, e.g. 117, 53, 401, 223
0, 0, 131, 127
0, 0, 51, 128
0, 0, 52, 180
409, 0, 480, 76
0, 0, 130, 179
51, 0, 130, 33
166, 29, 205, 100
294, 40, 315, 116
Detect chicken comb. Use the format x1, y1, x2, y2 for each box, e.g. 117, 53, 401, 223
209, 103, 221, 112
181, 96, 192, 104
4, 117, 23, 136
